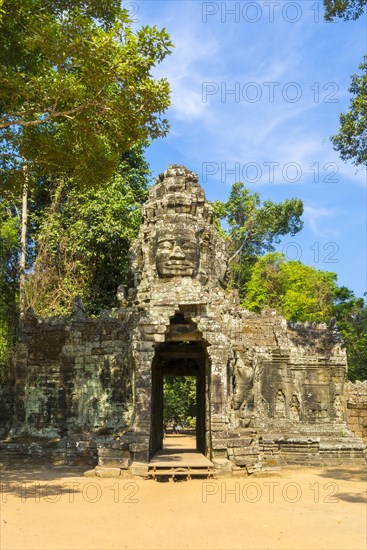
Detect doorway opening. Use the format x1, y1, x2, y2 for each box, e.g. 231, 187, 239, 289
163, 375, 197, 451
150, 340, 207, 458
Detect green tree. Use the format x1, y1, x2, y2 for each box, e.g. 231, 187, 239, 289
0, 0, 172, 190
242, 254, 367, 380
323, 0, 367, 20
0, 0, 172, 322
214, 183, 303, 298
323, 1, 367, 167
242, 252, 337, 323
330, 56, 367, 168
24, 143, 151, 316
163, 377, 197, 424
0, 197, 20, 368
333, 287, 367, 380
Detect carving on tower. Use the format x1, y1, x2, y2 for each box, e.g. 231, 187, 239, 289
128, 165, 229, 304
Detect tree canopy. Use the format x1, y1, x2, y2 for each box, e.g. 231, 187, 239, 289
331, 56, 367, 167
323, 1, 367, 167
214, 182, 303, 297
241, 253, 367, 380
0, 0, 172, 191
0, 196, 20, 366
24, 143, 150, 316
333, 287, 367, 381
323, 0, 367, 20
163, 377, 197, 424
242, 252, 337, 322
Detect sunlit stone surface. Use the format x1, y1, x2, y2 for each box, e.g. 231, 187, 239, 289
2, 165, 365, 472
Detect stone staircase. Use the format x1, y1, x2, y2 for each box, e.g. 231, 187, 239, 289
148, 462, 214, 480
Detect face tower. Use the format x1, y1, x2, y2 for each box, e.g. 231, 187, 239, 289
129, 164, 230, 305
127, 165, 236, 457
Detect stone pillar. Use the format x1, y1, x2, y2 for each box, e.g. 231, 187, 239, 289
208, 346, 228, 433
131, 345, 154, 434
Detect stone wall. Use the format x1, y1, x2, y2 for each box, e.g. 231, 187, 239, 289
347, 381, 367, 442
1, 165, 365, 473
8, 309, 137, 439
231, 313, 349, 432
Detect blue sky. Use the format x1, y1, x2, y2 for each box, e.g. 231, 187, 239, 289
132, 0, 366, 297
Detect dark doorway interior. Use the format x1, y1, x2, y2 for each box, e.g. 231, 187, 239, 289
150, 341, 207, 457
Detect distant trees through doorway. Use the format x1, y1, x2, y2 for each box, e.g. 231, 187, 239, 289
163, 376, 197, 429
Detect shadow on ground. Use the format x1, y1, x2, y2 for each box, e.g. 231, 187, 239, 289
317, 467, 367, 483
317, 466, 367, 504
0, 466, 86, 500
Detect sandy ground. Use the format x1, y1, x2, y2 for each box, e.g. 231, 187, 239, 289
1, 437, 366, 550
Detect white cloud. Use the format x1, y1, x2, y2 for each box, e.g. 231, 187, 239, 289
137, 0, 366, 296
303, 205, 340, 238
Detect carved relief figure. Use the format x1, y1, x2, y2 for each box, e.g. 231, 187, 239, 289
275, 389, 286, 418
231, 353, 253, 410
155, 224, 199, 278
230, 352, 254, 427
333, 395, 344, 420
289, 395, 300, 421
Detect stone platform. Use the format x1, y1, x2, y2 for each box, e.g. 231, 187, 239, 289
148, 435, 214, 479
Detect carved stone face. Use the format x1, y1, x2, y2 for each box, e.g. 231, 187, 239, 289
156, 225, 199, 278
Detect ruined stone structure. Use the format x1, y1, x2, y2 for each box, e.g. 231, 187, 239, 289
346, 381, 367, 442
1, 165, 365, 473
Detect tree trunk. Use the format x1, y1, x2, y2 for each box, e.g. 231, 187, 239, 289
19, 164, 28, 317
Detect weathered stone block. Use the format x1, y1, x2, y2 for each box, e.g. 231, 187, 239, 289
130, 461, 149, 477
212, 458, 233, 475
95, 467, 121, 478
99, 457, 131, 469
130, 442, 149, 453
83, 469, 97, 477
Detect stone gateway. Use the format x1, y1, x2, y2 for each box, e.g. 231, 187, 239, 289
1, 165, 365, 473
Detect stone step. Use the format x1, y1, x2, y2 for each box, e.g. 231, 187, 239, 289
148, 464, 214, 480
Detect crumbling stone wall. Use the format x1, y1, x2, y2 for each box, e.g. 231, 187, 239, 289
347, 381, 367, 442
9, 309, 137, 439
2, 164, 365, 472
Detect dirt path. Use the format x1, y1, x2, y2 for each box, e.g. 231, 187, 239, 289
162, 433, 196, 450
1, 465, 366, 549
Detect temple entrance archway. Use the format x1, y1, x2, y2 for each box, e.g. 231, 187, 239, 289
150, 331, 208, 458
